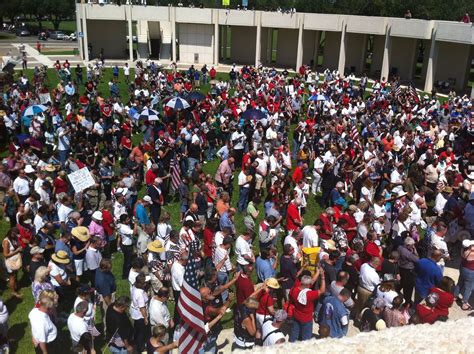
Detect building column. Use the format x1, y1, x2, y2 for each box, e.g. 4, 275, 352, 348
222, 26, 228, 61
359, 34, 368, 74
81, 4, 89, 61
312, 30, 321, 69
76, 4, 83, 59
295, 14, 304, 71
337, 21, 346, 76
127, 5, 133, 62
424, 28, 437, 92
213, 10, 219, 66
171, 7, 177, 63
380, 25, 392, 81
255, 12, 262, 68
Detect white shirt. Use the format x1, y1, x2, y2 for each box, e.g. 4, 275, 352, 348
430, 234, 449, 266
235, 236, 252, 265
231, 131, 246, 150
118, 224, 133, 246
13, 176, 30, 196
390, 170, 403, 194
214, 231, 224, 248
57, 204, 73, 223
67, 313, 88, 344
262, 321, 285, 346
359, 263, 380, 292
302, 225, 318, 248
171, 262, 185, 291
29, 308, 57, 344
34, 214, 45, 233
214, 246, 232, 272
238, 171, 250, 188
149, 297, 170, 327
256, 157, 268, 176
85, 247, 102, 271
434, 193, 448, 215
128, 269, 140, 290
130, 286, 149, 320
49, 261, 67, 287
123, 66, 130, 76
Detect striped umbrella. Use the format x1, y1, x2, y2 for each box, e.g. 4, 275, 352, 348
22, 104, 48, 116
165, 97, 190, 110
134, 107, 160, 121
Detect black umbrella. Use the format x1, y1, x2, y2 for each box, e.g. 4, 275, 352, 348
186, 91, 206, 102
242, 108, 266, 120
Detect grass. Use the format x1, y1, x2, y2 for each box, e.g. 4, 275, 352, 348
41, 49, 79, 56
0, 33, 15, 40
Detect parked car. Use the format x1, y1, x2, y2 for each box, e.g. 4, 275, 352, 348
49, 30, 66, 40
15, 27, 30, 37
64, 32, 77, 41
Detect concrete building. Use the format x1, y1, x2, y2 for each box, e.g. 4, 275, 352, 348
76, 3, 473, 93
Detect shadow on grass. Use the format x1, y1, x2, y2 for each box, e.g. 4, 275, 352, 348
8, 322, 27, 353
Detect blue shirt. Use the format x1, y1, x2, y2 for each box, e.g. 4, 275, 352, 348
135, 203, 150, 226
55, 239, 73, 260
319, 295, 350, 338
95, 269, 116, 296
415, 258, 443, 298
219, 212, 234, 233
256, 257, 275, 282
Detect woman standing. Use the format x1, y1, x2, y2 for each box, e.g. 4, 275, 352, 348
2, 228, 23, 299
232, 297, 259, 351
31, 266, 55, 303
70, 226, 91, 283
457, 240, 474, 311
130, 273, 150, 353
29, 292, 58, 353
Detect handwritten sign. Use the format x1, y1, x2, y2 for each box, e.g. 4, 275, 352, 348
68, 167, 95, 193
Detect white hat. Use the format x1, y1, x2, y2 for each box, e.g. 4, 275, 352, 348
467, 172, 474, 180
462, 239, 474, 248
143, 195, 152, 203
115, 187, 128, 196
25, 165, 35, 174
396, 190, 407, 198
92, 211, 103, 221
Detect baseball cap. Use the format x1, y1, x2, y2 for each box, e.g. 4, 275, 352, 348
30, 246, 45, 255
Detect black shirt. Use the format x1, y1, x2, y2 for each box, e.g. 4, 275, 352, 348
105, 306, 133, 345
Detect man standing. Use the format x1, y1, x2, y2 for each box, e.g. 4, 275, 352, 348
286, 198, 302, 237
67, 301, 89, 352
57, 121, 71, 168
318, 288, 351, 338
215, 157, 235, 196
238, 167, 251, 212
415, 249, 443, 303
148, 178, 163, 225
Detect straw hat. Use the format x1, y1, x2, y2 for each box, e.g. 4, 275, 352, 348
265, 277, 280, 289
147, 240, 165, 253
71, 226, 90, 242
43, 164, 56, 172
51, 250, 70, 264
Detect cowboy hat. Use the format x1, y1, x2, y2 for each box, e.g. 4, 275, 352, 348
147, 240, 165, 253
71, 226, 90, 242
51, 250, 70, 264
43, 164, 56, 172
265, 277, 280, 289
92, 211, 103, 221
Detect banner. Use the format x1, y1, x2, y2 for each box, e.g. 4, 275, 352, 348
68, 167, 96, 193
222, 0, 230, 6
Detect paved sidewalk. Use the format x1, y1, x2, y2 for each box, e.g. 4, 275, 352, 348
12, 43, 53, 67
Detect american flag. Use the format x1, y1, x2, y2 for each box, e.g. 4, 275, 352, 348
177, 240, 206, 353
170, 157, 181, 191
350, 125, 361, 150
408, 83, 420, 103
393, 82, 402, 97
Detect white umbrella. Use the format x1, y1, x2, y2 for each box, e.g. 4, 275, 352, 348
134, 107, 160, 121
22, 104, 48, 116
165, 97, 190, 110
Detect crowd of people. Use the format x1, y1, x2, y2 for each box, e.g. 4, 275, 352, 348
0, 55, 473, 354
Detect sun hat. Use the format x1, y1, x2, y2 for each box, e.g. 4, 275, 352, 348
147, 240, 165, 253
143, 195, 152, 203
25, 165, 35, 174
92, 211, 103, 221
265, 277, 280, 289
462, 239, 474, 248
30, 246, 45, 255
71, 226, 91, 242
51, 250, 70, 264
43, 164, 56, 172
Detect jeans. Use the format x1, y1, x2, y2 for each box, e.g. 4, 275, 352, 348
188, 157, 199, 176
458, 266, 474, 304
199, 333, 217, 354
207, 145, 216, 161
109, 346, 128, 354
58, 149, 69, 168
217, 271, 229, 301
238, 187, 249, 212
289, 319, 313, 342
121, 244, 133, 279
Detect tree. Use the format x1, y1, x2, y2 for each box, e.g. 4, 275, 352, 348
44, 0, 75, 30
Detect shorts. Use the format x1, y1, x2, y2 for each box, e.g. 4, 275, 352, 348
255, 174, 265, 190
74, 259, 85, 276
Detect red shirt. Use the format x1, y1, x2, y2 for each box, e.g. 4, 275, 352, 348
257, 292, 274, 316
319, 213, 333, 240
292, 167, 304, 184
340, 213, 357, 242
236, 274, 254, 306
416, 304, 444, 324
120, 136, 132, 150
53, 177, 68, 195
290, 287, 320, 323
364, 241, 384, 270
209, 68, 216, 79
203, 227, 214, 258
286, 203, 301, 231
429, 287, 454, 317
101, 209, 115, 237
145, 169, 157, 186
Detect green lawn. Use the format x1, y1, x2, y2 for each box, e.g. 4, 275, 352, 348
0, 66, 324, 352
0, 33, 15, 40
41, 50, 79, 56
